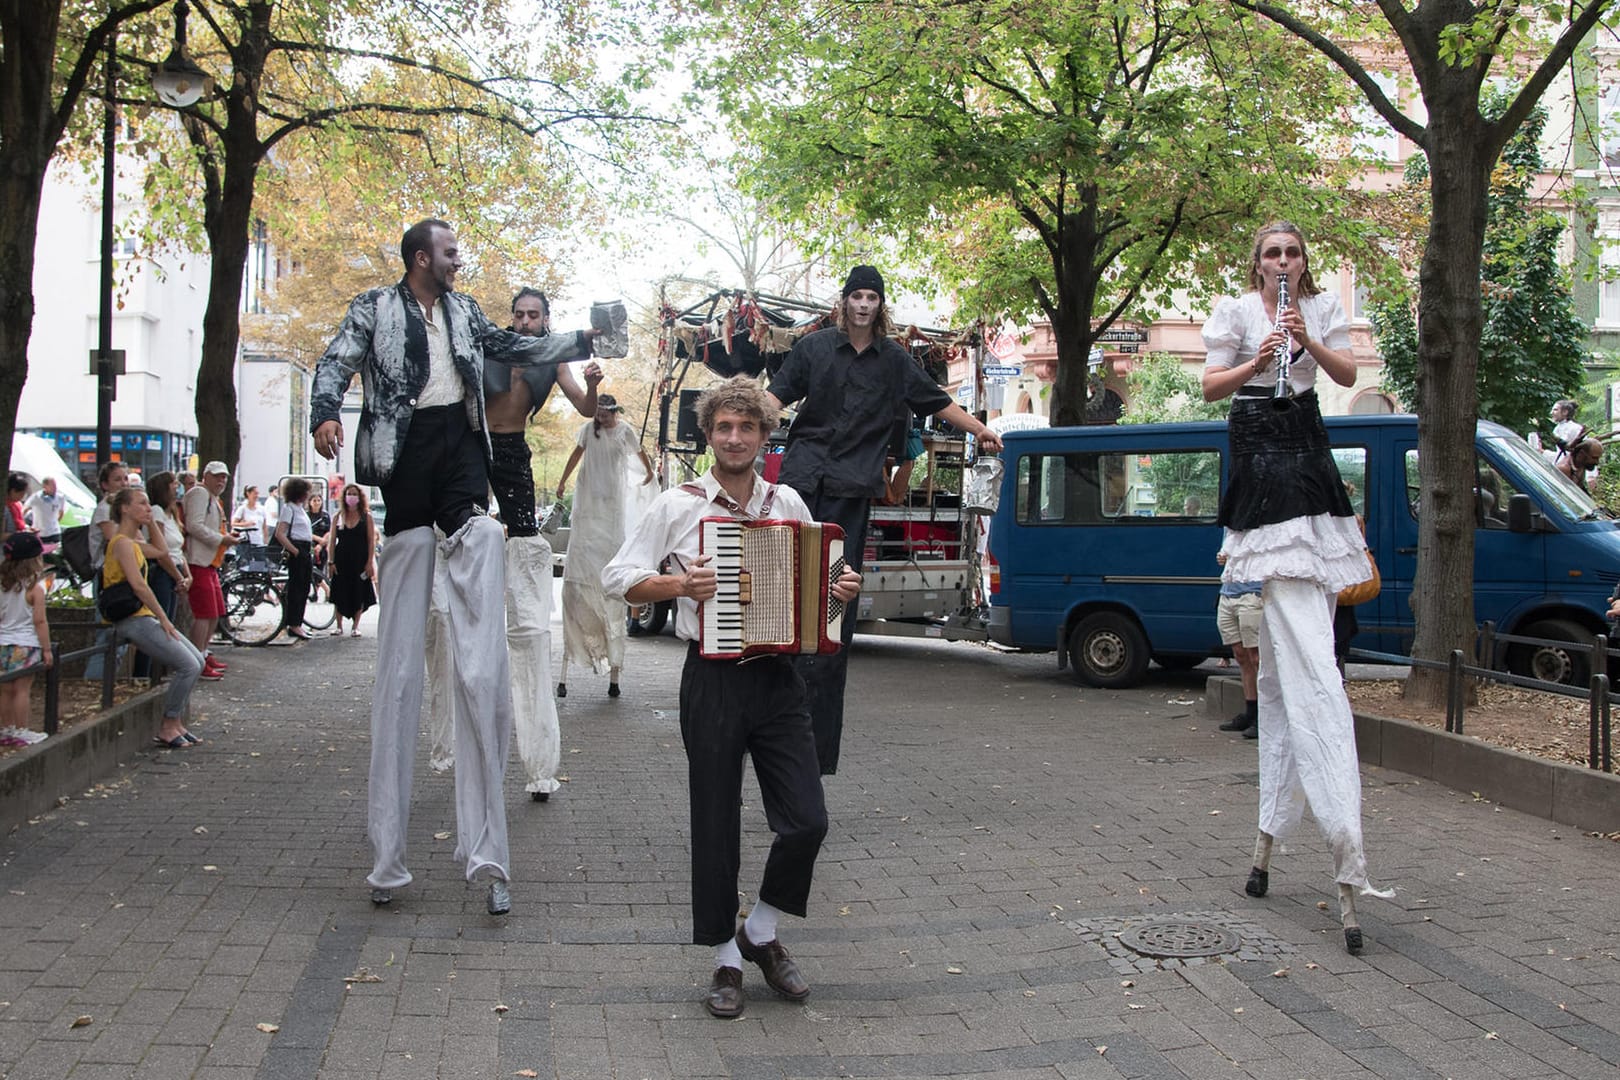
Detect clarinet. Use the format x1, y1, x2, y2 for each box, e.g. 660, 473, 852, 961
1271, 271, 1294, 401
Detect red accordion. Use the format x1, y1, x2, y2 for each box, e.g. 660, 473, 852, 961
699, 517, 847, 659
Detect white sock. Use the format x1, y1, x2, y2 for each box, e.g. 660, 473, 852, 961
714, 939, 742, 970
743, 900, 781, 944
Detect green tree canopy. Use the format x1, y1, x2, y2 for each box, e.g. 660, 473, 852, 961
1375, 98, 1588, 438
681, 0, 1387, 425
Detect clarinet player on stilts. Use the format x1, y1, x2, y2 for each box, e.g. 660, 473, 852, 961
1202, 221, 1393, 953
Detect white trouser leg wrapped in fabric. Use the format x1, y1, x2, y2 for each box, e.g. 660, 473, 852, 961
442, 516, 516, 883
425, 548, 456, 773
366, 526, 436, 890
506, 534, 560, 795
1256, 576, 1390, 896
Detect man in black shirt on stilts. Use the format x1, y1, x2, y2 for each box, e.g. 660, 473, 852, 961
766, 266, 1002, 775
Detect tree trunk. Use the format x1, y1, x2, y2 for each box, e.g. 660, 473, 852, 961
0, 1, 64, 468
0, 162, 46, 471
191, 7, 273, 480
1048, 212, 1101, 427
1404, 96, 1491, 706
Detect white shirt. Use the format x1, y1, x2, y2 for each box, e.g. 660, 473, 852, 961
23, 491, 64, 538
232, 500, 267, 545
602, 470, 814, 642
152, 505, 186, 569
416, 297, 466, 408
277, 500, 313, 543
1201, 290, 1352, 396
89, 498, 112, 568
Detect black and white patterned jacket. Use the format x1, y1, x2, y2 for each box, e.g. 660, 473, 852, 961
310, 280, 588, 485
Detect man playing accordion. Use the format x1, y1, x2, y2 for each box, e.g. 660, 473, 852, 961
603, 376, 862, 1020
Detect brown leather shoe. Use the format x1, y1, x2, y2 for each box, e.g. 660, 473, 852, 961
736, 928, 811, 1001
704, 966, 744, 1018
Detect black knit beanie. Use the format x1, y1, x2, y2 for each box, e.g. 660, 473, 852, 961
842, 265, 885, 301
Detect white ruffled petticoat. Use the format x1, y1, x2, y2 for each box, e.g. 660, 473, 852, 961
1220, 512, 1370, 593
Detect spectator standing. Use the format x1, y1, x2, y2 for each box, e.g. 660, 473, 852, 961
0, 533, 52, 747
4, 474, 29, 536
181, 462, 239, 680
178, 471, 197, 496
274, 477, 315, 640
23, 477, 64, 548
134, 472, 192, 681
555, 394, 654, 699
1214, 549, 1262, 740
327, 484, 377, 637
232, 486, 268, 546
104, 488, 206, 747
88, 461, 128, 571
308, 490, 332, 599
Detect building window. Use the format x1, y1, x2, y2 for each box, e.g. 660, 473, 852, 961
1601, 80, 1620, 167
1351, 72, 1401, 164
1600, 239, 1620, 327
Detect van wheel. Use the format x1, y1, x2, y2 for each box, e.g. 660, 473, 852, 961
1507, 618, 1592, 686
1068, 613, 1151, 688
630, 600, 669, 636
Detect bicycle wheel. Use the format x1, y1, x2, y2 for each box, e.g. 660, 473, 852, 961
303, 565, 337, 631
222, 573, 285, 646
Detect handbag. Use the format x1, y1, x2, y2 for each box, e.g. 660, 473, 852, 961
98, 535, 146, 621
98, 580, 142, 622
1338, 549, 1381, 607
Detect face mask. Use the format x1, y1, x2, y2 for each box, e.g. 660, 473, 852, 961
345, 495, 360, 508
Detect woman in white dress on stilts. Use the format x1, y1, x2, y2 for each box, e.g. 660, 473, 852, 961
555, 394, 654, 698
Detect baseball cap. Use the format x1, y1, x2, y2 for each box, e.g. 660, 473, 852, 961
202, 461, 229, 476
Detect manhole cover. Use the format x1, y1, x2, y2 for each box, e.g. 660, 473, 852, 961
1117, 920, 1241, 959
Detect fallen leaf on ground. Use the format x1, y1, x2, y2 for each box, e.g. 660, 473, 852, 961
256, 1022, 279, 1033
70, 1015, 92, 1028
515, 1071, 539, 1077
434, 831, 452, 840
343, 969, 382, 984
493, 1004, 510, 1013
946, 966, 963, 975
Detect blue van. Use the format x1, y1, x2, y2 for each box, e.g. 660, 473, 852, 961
985, 415, 1620, 688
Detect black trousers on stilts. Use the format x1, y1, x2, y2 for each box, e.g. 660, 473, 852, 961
791, 486, 869, 775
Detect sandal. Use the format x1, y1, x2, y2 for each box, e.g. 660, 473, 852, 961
351, 629, 361, 638
152, 735, 189, 749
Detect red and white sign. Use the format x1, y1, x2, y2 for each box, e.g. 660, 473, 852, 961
988, 331, 1018, 361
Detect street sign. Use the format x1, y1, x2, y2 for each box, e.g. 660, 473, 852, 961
984, 364, 1022, 377
87, 349, 125, 375
1096, 327, 1148, 344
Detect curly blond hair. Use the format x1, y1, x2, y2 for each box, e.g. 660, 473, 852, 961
695, 376, 778, 434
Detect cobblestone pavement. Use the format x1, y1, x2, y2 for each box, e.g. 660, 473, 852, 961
3, 618, 1619, 1080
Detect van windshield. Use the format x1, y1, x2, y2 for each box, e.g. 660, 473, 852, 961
1484, 434, 1609, 521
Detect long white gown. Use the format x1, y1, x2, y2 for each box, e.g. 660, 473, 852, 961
562, 420, 642, 676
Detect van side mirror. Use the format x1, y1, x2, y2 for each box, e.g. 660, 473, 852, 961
1506, 493, 1535, 533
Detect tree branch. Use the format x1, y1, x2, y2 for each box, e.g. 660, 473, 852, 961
1231, 0, 1428, 148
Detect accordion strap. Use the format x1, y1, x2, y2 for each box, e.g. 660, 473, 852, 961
680, 479, 778, 519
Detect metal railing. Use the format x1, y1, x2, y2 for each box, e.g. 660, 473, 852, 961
0, 637, 117, 737
1349, 623, 1613, 773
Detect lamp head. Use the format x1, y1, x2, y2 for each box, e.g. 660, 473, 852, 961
152, 0, 212, 107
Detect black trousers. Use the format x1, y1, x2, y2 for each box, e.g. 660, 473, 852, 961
282, 540, 313, 629
791, 485, 870, 775
679, 642, 827, 946
488, 430, 539, 537
378, 405, 489, 537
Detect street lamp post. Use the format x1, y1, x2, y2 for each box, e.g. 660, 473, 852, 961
95, 0, 213, 473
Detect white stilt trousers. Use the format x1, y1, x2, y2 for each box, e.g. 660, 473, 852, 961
366, 518, 515, 889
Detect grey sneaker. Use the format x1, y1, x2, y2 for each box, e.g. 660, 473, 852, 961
487, 879, 511, 915
369, 887, 392, 906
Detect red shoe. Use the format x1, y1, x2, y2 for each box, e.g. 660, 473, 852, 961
205, 654, 228, 670
198, 666, 223, 682
203, 659, 226, 677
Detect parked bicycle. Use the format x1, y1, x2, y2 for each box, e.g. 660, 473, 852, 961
219, 544, 336, 646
